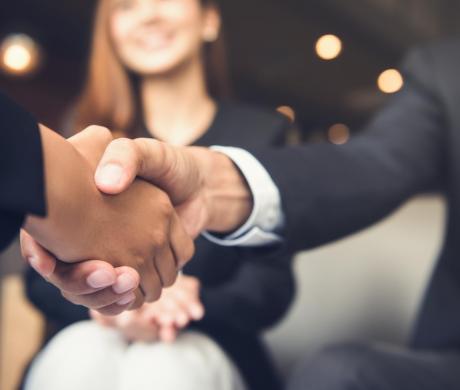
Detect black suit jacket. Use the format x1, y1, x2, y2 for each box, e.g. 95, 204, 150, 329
26, 102, 295, 390
0, 92, 45, 251
253, 40, 460, 351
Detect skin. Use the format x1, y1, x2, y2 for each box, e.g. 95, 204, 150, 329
91, 274, 204, 342
22, 125, 195, 314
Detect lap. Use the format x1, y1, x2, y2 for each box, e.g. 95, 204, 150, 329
287, 343, 460, 390
25, 321, 246, 390
24, 321, 125, 390
120, 331, 246, 390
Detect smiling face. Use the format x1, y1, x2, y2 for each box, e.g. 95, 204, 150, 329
109, 0, 220, 76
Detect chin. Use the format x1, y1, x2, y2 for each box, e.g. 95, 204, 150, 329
130, 56, 191, 77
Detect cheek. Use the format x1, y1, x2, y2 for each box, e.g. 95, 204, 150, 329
110, 15, 133, 51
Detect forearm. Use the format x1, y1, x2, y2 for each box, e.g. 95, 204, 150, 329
24, 125, 101, 261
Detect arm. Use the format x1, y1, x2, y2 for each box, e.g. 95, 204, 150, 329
250, 48, 445, 252
91, 47, 444, 253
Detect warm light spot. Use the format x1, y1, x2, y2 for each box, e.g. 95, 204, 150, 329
315, 34, 342, 60
377, 69, 404, 94
328, 123, 350, 145
1, 34, 41, 75
276, 105, 296, 123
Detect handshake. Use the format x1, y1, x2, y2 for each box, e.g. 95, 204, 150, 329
21, 125, 252, 316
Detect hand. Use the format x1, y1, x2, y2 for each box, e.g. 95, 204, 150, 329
91, 307, 160, 343
94, 138, 253, 238
143, 274, 204, 342
90, 274, 204, 342
21, 230, 141, 316
22, 126, 195, 311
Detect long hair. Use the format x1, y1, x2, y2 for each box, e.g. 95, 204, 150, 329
74, 0, 231, 136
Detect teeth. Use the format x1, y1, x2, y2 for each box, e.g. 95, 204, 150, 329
137, 35, 169, 49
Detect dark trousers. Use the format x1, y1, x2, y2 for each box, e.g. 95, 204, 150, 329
287, 343, 460, 390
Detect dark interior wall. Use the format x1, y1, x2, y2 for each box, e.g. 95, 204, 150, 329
0, 0, 458, 137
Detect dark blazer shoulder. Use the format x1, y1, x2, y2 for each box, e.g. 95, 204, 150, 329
401, 39, 460, 96
214, 101, 291, 148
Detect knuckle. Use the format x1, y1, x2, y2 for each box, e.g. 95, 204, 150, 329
87, 125, 112, 142
111, 137, 135, 153
146, 287, 162, 303
152, 230, 168, 246
164, 271, 178, 288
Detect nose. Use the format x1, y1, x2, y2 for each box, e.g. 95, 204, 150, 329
138, 0, 162, 23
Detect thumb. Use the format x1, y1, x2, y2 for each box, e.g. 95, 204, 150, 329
94, 138, 145, 195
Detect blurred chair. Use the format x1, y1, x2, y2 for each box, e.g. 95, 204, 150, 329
0, 196, 445, 389
265, 195, 445, 378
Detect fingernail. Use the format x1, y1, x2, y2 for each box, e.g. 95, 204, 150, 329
117, 292, 136, 306
113, 273, 137, 294
87, 270, 115, 289
95, 164, 124, 188
176, 313, 188, 327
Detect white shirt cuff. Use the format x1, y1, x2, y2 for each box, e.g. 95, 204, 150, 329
202, 146, 285, 247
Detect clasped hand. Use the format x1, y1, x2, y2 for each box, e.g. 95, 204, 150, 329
91, 274, 204, 342
21, 126, 195, 315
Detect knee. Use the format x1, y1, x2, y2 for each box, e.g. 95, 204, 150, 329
287, 344, 378, 390
127, 332, 222, 372
122, 332, 239, 390
24, 321, 123, 390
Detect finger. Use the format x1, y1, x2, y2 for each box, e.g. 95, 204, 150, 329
68, 125, 113, 169
93, 299, 137, 317
20, 230, 56, 278
154, 242, 178, 288
170, 289, 204, 322
159, 325, 178, 343
170, 213, 195, 269
127, 287, 146, 310
62, 288, 135, 310
95, 138, 195, 203
89, 310, 116, 327
138, 256, 163, 303
113, 267, 140, 294
94, 138, 143, 194
152, 299, 181, 327
48, 260, 117, 295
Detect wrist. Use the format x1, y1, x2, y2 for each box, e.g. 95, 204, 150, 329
202, 150, 253, 233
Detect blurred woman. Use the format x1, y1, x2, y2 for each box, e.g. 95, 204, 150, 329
24, 0, 295, 389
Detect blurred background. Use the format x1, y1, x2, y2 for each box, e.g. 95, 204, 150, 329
0, 0, 458, 389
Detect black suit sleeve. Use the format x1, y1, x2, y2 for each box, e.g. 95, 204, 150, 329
251, 47, 446, 253
25, 267, 90, 328
0, 92, 46, 251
